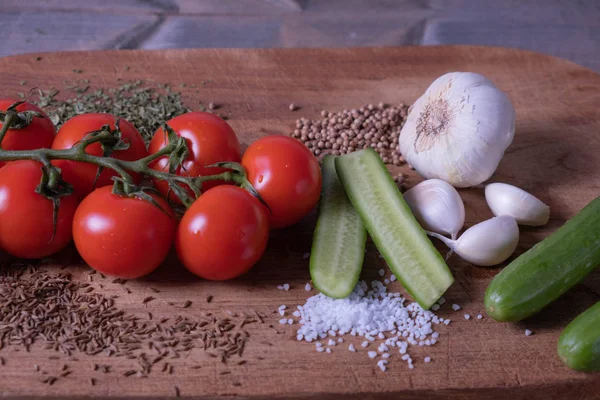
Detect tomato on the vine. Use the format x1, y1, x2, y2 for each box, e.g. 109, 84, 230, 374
0, 99, 55, 168
73, 186, 177, 278
0, 160, 78, 259
52, 114, 147, 198
148, 112, 241, 204
242, 135, 321, 229
176, 185, 269, 281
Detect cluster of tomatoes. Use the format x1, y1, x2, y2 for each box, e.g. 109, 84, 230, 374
0, 100, 322, 280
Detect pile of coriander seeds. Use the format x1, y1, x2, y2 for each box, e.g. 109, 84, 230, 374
291, 103, 409, 165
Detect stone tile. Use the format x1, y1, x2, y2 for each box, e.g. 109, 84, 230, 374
422, 16, 600, 71
141, 16, 283, 49
141, 10, 430, 50
173, 0, 301, 14
297, 0, 427, 12
0, 0, 176, 13
0, 12, 159, 57
280, 12, 429, 47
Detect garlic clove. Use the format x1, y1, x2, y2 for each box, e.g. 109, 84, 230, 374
399, 72, 516, 188
454, 216, 519, 266
429, 215, 519, 267
403, 179, 465, 239
485, 183, 550, 226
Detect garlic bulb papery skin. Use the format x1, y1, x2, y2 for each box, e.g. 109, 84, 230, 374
429, 215, 519, 267
485, 183, 550, 226
399, 72, 516, 188
403, 179, 465, 239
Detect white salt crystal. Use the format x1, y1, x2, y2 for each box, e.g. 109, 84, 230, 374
452, 304, 461, 311
305, 283, 312, 291
348, 344, 356, 352
431, 304, 440, 311
378, 269, 385, 277
477, 314, 483, 320
325, 348, 332, 354
525, 329, 533, 336
390, 274, 396, 282
283, 283, 290, 291
464, 314, 470, 320
302, 253, 310, 259
424, 356, 431, 363
361, 341, 369, 348
368, 351, 378, 359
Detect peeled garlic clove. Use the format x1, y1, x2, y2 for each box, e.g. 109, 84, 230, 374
399, 72, 516, 187
430, 215, 519, 266
403, 179, 465, 239
485, 183, 550, 226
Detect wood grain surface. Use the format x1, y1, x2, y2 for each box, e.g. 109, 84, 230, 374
0, 46, 599, 399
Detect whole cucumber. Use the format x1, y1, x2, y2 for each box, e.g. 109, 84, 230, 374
485, 196, 600, 322
558, 301, 600, 371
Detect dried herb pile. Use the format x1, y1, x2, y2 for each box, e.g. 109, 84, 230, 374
31, 80, 191, 141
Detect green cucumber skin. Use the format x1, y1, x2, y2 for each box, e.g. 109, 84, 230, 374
309, 156, 366, 298
558, 301, 600, 371
335, 149, 453, 309
485, 196, 600, 322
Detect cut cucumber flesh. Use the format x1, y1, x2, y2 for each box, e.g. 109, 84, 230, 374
310, 156, 366, 298
558, 301, 600, 371
485, 196, 600, 322
335, 149, 453, 309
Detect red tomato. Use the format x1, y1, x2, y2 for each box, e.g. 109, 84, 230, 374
52, 114, 147, 198
73, 186, 176, 278
176, 186, 269, 280
241, 136, 321, 229
148, 112, 241, 204
0, 99, 55, 168
0, 160, 78, 258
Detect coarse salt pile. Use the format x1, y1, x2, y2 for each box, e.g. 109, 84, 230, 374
291, 280, 449, 371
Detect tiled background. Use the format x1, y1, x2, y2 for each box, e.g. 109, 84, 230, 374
0, 0, 598, 71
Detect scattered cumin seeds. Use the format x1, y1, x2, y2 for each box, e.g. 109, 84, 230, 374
90, 378, 96, 386
174, 385, 181, 397
233, 382, 242, 387
123, 370, 137, 377
182, 300, 192, 309
143, 296, 156, 304
150, 287, 160, 293
206, 295, 213, 303
219, 371, 231, 375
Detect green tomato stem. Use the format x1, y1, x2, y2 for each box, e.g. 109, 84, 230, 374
0, 111, 17, 149
0, 112, 252, 208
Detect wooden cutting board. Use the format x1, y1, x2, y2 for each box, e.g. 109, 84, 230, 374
0, 46, 598, 399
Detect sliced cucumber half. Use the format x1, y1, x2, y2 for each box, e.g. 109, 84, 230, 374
335, 149, 453, 309
310, 155, 367, 298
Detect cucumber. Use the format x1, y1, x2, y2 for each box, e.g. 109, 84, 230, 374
558, 302, 600, 371
310, 156, 366, 298
334, 149, 453, 309
485, 196, 600, 322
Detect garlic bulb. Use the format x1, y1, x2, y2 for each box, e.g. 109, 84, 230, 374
485, 183, 550, 226
429, 215, 519, 266
403, 179, 465, 239
399, 72, 516, 187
